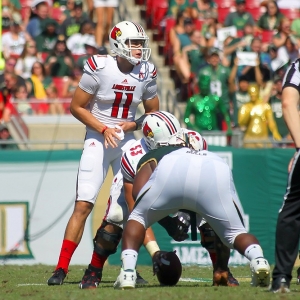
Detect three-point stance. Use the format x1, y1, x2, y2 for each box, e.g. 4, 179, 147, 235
114, 121, 270, 289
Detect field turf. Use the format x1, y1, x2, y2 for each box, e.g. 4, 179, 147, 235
1, 265, 299, 300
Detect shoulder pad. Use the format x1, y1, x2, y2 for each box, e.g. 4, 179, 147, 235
85, 55, 107, 72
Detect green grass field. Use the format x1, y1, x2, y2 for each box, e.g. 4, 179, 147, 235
1, 265, 299, 300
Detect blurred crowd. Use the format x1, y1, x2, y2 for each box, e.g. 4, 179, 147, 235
0, 0, 116, 125
155, 0, 300, 147
1, 0, 300, 149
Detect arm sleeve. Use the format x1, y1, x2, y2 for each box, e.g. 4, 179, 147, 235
142, 79, 157, 100
78, 71, 99, 94
120, 152, 135, 182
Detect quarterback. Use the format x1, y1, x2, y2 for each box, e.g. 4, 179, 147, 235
47, 21, 159, 286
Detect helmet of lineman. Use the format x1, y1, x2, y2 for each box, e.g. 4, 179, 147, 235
142, 111, 182, 150
109, 21, 151, 66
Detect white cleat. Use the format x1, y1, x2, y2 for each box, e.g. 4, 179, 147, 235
250, 258, 271, 287
114, 268, 136, 290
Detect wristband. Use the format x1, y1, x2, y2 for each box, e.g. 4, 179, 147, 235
296, 148, 300, 152
134, 121, 139, 131
101, 126, 108, 134
145, 241, 160, 257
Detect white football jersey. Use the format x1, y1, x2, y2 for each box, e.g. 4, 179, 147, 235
78, 55, 157, 128
121, 129, 207, 182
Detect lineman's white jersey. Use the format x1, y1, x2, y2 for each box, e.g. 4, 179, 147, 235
79, 55, 158, 130
121, 129, 208, 183
104, 129, 207, 227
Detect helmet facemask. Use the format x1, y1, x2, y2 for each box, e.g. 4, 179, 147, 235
113, 37, 151, 65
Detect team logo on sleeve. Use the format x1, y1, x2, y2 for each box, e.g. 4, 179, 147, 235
143, 122, 154, 138
110, 26, 122, 40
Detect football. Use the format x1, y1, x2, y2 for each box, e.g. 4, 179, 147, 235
153, 251, 182, 286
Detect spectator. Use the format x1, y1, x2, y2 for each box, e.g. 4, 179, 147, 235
277, 36, 300, 65
26, 1, 50, 39
12, 85, 33, 115
238, 83, 281, 148
224, 0, 255, 31
191, 0, 218, 21
62, 65, 83, 98
176, 30, 205, 83
59, 1, 89, 39
44, 35, 75, 77
240, 37, 273, 102
46, 86, 65, 115
15, 41, 39, 79
184, 73, 232, 135
66, 20, 95, 55
269, 76, 290, 140
94, 0, 118, 53
199, 48, 231, 125
35, 18, 59, 55
200, 11, 221, 50
256, 0, 284, 32
166, 0, 191, 19
2, 0, 14, 33
26, 61, 53, 114
272, 18, 292, 49
171, 14, 194, 75
0, 124, 18, 150
229, 57, 251, 128
76, 36, 99, 68
291, 14, 300, 44
2, 12, 30, 60
0, 72, 18, 123
0, 57, 26, 87
268, 44, 287, 73
223, 35, 248, 68
61, 0, 89, 20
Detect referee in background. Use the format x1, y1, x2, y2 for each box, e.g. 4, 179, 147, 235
270, 58, 300, 293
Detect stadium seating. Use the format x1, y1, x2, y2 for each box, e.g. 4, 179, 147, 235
52, 77, 69, 98
217, 7, 232, 24
260, 30, 275, 43
50, 7, 63, 23
280, 8, 300, 21
245, 0, 261, 9
214, 0, 235, 8
247, 7, 263, 21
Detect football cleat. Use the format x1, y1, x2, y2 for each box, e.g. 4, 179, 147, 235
212, 270, 229, 286
114, 268, 136, 289
136, 271, 148, 285
47, 268, 67, 285
250, 258, 270, 287
228, 269, 239, 286
78, 265, 102, 289
269, 277, 290, 293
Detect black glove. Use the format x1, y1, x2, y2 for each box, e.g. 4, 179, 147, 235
157, 212, 190, 242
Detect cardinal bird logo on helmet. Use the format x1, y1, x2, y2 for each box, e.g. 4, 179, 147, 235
143, 122, 154, 138
110, 26, 122, 40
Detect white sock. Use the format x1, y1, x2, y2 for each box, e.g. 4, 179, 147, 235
244, 244, 264, 261
121, 249, 138, 271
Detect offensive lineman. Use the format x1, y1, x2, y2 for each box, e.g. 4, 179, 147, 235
80, 111, 239, 288
114, 115, 271, 289
47, 21, 159, 285
78, 111, 199, 288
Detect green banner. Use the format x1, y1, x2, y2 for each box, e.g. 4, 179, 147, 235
109, 147, 294, 266
0, 148, 293, 266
